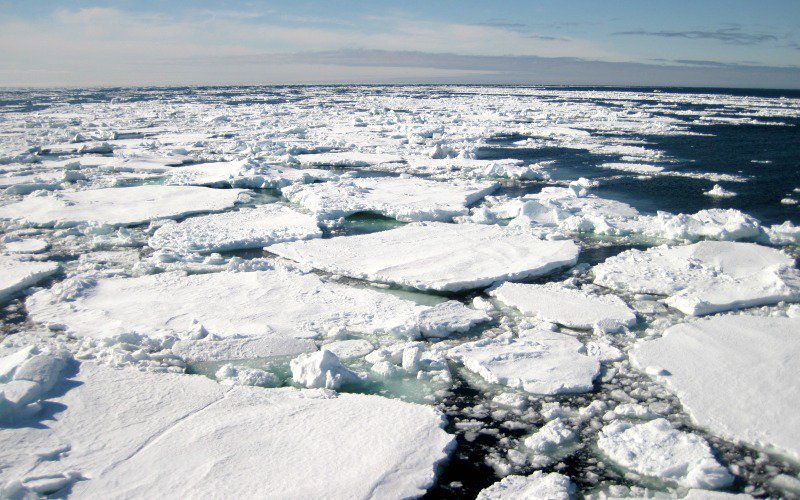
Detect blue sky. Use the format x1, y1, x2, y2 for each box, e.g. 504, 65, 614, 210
1, 0, 799, 87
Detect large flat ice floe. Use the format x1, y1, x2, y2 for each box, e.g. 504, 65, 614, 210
281, 176, 498, 223
593, 241, 800, 315
598, 418, 733, 489
26, 266, 488, 340
148, 204, 322, 254
167, 159, 337, 188
268, 222, 579, 292
0, 362, 453, 498
0, 256, 59, 304
490, 282, 636, 332
447, 331, 600, 395
0, 185, 245, 227
631, 315, 800, 462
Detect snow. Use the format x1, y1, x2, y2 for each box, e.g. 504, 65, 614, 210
26, 266, 487, 340
268, 222, 580, 292
148, 204, 322, 254
477, 471, 576, 500
491, 281, 636, 332
0, 362, 453, 498
0, 347, 72, 423
3, 238, 49, 254
597, 418, 733, 489
281, 176, 498, 223
290, 349, 361, 389
447, 331, 600, 395
0, 256, 60, 304
593, 241, 800, 315
704, 184, 737, 198
0, 185, 245, 227
631, 315, 800, 461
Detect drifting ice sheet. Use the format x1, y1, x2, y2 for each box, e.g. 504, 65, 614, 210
0, 185, 245, 227
447, 331, 600, 395
281, 176, 498, 222
631, 315, 800, 461
491, 282, 636, 332
26, 267, 487, 340
0, 256, 59, 304
148, 204, 322, 254
592, 241, 800, 315
268, 222, 579, 292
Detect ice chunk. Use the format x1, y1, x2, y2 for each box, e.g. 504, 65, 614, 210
167, 159, 337, 188
704, 184, 737, 198
4, 238, 49, 254
281, 176, 498, 223
26, 267, 487, 340
491, 282, 636, 332
593, 241, 800, 315
294, 151, 404, 168
290, 349, 361, 389
523, 418, 579, 467
477, 471, 576, 500
631, 315, 800, 461
268, 222, 579, 292
0, 186, 245, 227
171, 335, 316, 362
215, 364, 280, 387
597, 418, 733, 489
600, 162, 665, 174
321, 339, 375, 360
0, 256, 59, 304
447, 331, 600, 395
149, 204, 321, 254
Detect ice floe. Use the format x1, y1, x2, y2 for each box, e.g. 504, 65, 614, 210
268, 222, 579, 292
0, 256, 59, 304
477, 471, 576, 499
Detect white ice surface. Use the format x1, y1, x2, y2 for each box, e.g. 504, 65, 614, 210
0, 185, 245, 227
476, 471, 576, 500
167, 159, 337, 188
0, 256, 59, 304
26, 267, 487, 340
491, 282, 636, 332
290, 349, 361, 389
631, 315, 800, 461
3, 238, 49, 254
0, 362, 453, 498
593, 241, 800, 315
447, 331, 600, 395
268, 222, 579, 292
281, 176, 498, 222
148, 204, 322, 254
597, 418, 733, 489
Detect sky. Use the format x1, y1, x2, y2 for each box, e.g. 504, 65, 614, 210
1, 0, 799, 88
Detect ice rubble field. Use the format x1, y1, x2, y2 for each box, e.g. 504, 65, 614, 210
1, 86, 800, 499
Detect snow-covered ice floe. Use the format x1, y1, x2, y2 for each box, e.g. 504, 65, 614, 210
447, 331, 600, 395
25, 265, 488, 340
631, 315, 800, 462
598, 418, 733, 489
593, 241, 800, 315
0, 185, 245, 227
490, 281, 636, 332
148, 204, 322, 254
0, 256, 59, 304
293, 151, 404, 168
268, 222, 579, 292
167, 159, 337, 188
0, 361, 453, 498
3, 238, 49, 254
477, 471, 575, 499
281, 176, 498, 223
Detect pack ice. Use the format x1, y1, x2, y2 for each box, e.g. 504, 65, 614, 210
0, 185, 245, 227
0, 360, 453, 498
477, 471, 576, 499
25, 266, 488, 340
593, 241, 800, 315
148, 204, 322, 254
447, 331, 600, 395
167, 159, 337, 189
631, 315, 800, 462
268, 222, 580, 292
0, 256, 59, 304
281, 176, 498, 222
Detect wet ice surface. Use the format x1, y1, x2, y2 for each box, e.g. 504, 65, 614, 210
1, 85, 800, 498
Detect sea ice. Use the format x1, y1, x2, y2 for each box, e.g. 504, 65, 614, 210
0, 256, 60, 304
631, 315, 800, 461
597, 418, 733, 489
293, 151, 404, 168
476, 471, 576, 499
447, 331, 600, 395
290, 349, 361, 389
148, 204, 322, 254
3, 238, 49, 254
704, 184, 737, 198
491, 282, 636, 332
167, 159, 337, 188
0, 185, 245, 227
268, 222, 579, 292
593, 241, 800, 315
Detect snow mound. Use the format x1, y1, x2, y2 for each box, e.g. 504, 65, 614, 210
0, 185, 245, 227
491, 281, 636, 332
477, 471, 576, 499
0, 256, 60, 304
631, 315, 800, 461
598, 418, 733, 489
268, 222, 579, 292
0, 347, 72, 423
447, 331, 600, 395
290, 349, 361, 389
593, 241, 800, 315
704, 184, 737, 198
149, 204, 322, 254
